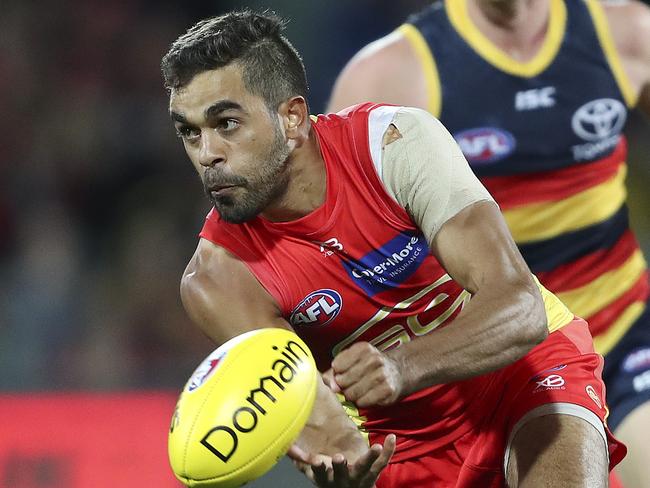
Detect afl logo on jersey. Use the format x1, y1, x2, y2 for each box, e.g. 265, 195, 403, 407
572, 98, 626, 142
290, 289, 342, 327
454, 127, 516, 165
622, 348, 650, 374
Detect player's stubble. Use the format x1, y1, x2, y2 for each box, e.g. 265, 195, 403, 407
203, 118, 291, 224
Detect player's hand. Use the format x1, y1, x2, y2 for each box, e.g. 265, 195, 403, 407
289, 434, 396, 488
328, 342, 405, 407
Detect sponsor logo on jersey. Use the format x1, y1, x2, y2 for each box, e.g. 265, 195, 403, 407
341, 232, 428, 297
188, 354, 225, 392
454, 127, 516, 165
515, 86, 556, 111
622, 348, 650, 374
314, 237, 344, 257
585, 385, 603, 409
289, 289, 342, 327
571, 98, 626, 160
533, 373, 566, 391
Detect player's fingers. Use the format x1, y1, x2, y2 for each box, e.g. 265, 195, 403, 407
350, 442, 383, 480
332, 342, 374, 372
355, 379, 398, 408
312, 460, 332, 487
321, 368, 341, 393
287, 443, 310, 463
331, 453, 350, 484
359, 435, 396, 488
373, 434, 396, 470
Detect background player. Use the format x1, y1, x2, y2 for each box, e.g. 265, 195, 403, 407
162, 10, 624, 487
328, 0, 650, 485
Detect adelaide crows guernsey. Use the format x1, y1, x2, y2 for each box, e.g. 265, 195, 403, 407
403, 0, 648, 355
200, 103, 572, 461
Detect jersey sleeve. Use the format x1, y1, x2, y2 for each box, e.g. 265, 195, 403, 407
377, 106, 495, 243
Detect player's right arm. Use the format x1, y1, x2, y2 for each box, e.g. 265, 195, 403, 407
327, 30, 429, 113
603, 0, 650, 115
181, 238, 394, 487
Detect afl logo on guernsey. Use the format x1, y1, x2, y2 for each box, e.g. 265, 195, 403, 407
290, 289, 342, 327
622, 348, 650, 374
454, 127, 516, 165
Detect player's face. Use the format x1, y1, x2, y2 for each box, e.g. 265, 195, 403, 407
169, 65, 292, 223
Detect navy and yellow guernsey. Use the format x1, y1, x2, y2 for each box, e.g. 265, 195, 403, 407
402, 0, 648, 355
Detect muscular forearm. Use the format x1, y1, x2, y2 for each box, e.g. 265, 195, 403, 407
389, 281, 548, 395
297, 378, 368, 460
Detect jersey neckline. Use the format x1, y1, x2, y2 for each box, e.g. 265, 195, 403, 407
445, 0, 567, 78
258, 116, 343, 238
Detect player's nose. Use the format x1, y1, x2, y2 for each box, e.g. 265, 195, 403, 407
198, 131, 226, 167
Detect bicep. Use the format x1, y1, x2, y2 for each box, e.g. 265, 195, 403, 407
181, 239, 288, 346
431, 202, 533, 293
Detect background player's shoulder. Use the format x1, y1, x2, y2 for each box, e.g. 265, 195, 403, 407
602, 0, 650, 58
327, 30, 429, 112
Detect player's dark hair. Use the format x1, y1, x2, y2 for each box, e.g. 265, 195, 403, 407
161, 10, 308, 111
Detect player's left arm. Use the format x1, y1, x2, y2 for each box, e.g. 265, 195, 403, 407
330, 108, 548, 407
604, 0, 650, 114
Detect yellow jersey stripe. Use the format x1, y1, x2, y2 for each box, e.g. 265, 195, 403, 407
533, 276, 575, 333
556, 249, 647, 319
398, 24, 442, 117
503, 165, 627, 243
585, 0, 637, 108
594, 301, 646, 355
445, 0, 566, 78
337, 393, 370, 443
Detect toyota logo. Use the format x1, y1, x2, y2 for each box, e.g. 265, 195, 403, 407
571, 98, 626, 142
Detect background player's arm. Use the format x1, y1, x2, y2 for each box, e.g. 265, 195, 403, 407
181, 238, 392, 483
605, 0, 650, 114
332, 109, 548, 407
327, 31, 428, 113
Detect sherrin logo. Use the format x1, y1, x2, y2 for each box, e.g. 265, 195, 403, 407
454, 127, 516, 165
290, 289, 342, 327
187, 355, 225, 392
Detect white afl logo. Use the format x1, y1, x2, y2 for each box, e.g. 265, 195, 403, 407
571, 98, 626, 142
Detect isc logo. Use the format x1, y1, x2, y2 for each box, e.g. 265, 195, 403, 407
454, 127, 516, 164
515, 86, 556, 111
290, 289, 342, 327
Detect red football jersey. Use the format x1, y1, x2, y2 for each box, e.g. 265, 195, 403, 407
200, 103, 506, 459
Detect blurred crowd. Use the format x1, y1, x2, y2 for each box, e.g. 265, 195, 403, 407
1, 0, 649, 391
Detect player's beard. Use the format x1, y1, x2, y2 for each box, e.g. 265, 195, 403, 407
203, 122, 291, 224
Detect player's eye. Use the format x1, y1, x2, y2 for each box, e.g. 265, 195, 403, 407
218, 118, 240, 132
176, 126, 201, 143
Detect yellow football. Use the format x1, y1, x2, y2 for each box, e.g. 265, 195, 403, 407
168, 328, 319, 487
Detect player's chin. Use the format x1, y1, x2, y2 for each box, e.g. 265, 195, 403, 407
213, 199, 261, 224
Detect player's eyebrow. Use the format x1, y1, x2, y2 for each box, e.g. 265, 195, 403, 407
170, 111, 188, 124
204, 100, 245, 119
169, 100, 245, 125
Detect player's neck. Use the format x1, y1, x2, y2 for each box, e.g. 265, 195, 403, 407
468, 0, 551, 61
260, 129, 326, 222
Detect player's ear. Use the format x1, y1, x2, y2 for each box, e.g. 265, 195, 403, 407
279, 96, 309, 143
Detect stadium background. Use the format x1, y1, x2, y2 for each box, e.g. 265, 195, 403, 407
1, 1, 648, 486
